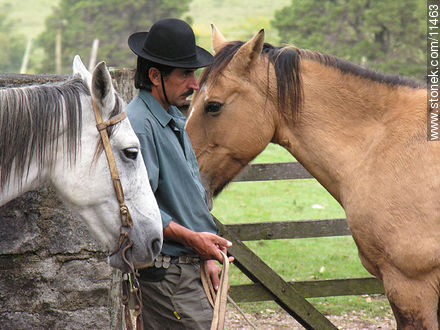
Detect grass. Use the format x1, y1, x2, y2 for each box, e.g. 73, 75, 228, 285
211, 143, 392, 318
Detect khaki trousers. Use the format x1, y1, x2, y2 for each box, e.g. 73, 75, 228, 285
139, 263, 213, 329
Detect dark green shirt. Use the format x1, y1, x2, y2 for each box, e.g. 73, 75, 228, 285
126, 90, 217, 256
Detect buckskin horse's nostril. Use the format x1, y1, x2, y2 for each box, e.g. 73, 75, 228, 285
151, 238, 162, 256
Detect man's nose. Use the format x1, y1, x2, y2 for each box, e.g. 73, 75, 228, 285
188, 73, 199, 90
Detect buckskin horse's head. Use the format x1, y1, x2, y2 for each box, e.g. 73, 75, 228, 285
186, 26, 278, 198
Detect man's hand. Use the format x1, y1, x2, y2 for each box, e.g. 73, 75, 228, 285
206, 258, 234, 291
187, 231, 232, 263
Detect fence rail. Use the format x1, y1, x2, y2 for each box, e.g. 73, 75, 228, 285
230, 277, 384, 302
233, 162, 314, 181
224, 218, 351, 240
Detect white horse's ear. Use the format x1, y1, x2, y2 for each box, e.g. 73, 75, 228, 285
211, 24, 228, 54
230, 29, 264, 75
72, 55, 92, 86
91, 61, 116, 117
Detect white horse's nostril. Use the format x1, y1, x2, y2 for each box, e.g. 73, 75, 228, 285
151, 238, 162, 256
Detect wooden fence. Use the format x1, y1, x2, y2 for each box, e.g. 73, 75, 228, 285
216, 162, 385, 329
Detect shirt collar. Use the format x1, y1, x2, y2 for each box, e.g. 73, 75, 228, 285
138, 90, 172, 128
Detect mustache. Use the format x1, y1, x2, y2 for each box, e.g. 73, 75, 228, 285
181, 89, 194, 97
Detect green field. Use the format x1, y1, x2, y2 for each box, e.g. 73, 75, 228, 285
211, 143, 392, 317
189, 0, 291, 51
0, 0, 58, 38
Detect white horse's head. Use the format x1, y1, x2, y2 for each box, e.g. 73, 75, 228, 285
49, 56, 162, 270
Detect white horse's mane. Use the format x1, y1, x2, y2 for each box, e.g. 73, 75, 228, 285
0, 78, 89, 190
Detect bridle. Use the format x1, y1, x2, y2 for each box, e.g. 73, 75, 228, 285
92, 97, 144, 330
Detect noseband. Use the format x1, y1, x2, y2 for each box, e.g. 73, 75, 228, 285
92, 98, 144, 329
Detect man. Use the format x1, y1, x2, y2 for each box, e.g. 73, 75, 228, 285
126, 18, 232, 329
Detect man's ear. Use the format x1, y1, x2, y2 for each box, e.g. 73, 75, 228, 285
148, 67, 161, 87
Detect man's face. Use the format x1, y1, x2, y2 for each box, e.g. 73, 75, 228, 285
163, 68, 199, 107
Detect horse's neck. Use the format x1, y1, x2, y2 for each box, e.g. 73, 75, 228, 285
0, 161, 48, 206
274, 60, 426, 204
0, 93, 82, 207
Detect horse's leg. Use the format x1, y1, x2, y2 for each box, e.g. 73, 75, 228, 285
383, 269, 439, 329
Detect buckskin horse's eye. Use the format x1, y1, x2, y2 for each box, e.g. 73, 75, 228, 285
123, 147, 138, 160
205, 102, 222, 115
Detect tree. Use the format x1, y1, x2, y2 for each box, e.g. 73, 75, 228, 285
0, 8, 25, 73
37, 0, 192, 73
272, 0, 425, 81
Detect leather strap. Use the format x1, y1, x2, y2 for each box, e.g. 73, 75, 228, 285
201, 253, 257, 329
96, 112, 127, 131
201, 251, 229, 330
91, 99, 143, 330
91, 100, 133, 231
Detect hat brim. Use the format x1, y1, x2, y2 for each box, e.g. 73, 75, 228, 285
128, 32, 213, 69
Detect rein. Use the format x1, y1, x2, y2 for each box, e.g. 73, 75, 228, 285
201, 251, 257, 329
91, 99, 144, 330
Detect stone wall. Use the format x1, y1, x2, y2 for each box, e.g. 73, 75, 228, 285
0, 70, 136, 329
0, 188, 123, 329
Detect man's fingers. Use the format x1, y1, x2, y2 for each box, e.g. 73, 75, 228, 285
214, 250, 224, 263
211, 273, 220, 291
213, 235, 232, 248
207, 260, 221, 290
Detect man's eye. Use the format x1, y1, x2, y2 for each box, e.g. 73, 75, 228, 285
205, 102, 222, 114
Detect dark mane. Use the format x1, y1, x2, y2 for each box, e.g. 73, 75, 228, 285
300, 49, 424, 89
0, 77, 89, 190
199, 41, 425, 118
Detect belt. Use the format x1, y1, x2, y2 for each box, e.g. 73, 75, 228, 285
154, 254, 200, 269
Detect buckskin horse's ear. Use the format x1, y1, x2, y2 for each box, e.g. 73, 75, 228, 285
230, 29, 264, 75
211, 24, 228, 54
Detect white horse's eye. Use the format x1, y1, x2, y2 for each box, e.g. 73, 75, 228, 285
123, 147, 138, 160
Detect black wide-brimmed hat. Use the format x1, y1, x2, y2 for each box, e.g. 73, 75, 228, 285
128, 18, 213, 68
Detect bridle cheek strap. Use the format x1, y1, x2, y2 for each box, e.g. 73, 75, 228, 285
92, 98, 144, 330
92, 101, 133, 236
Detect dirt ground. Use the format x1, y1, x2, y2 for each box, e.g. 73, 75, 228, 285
225, 307, 397, 329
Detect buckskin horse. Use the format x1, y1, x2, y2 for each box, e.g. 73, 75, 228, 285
186, 26, 439, 329
0, 56, 162, 271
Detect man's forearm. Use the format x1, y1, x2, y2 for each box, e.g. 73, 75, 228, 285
162, 220, 231, 262
163, 220, 195, 246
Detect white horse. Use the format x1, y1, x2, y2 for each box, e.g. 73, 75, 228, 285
0, 56, 162, 271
